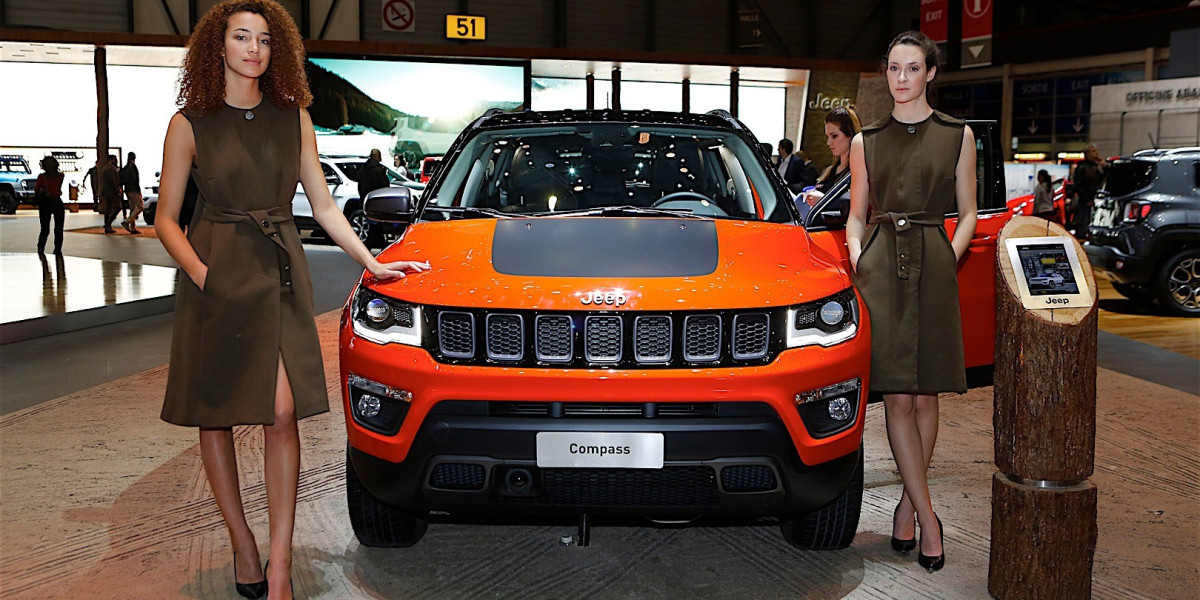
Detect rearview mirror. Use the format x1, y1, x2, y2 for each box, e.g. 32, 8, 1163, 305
364, 186, 414, 223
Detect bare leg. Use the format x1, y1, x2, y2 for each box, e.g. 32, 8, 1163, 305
883, 394, 942, 557
894, 394, 940, 540
264, 355, 299, 600
199, 428, 264, 584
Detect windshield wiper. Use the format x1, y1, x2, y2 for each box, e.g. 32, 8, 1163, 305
548, 205, 705, 219
424, 206, 516, 219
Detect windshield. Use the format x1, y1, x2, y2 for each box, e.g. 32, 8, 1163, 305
419, 124, 792, 222
1101, 159, 1154, 197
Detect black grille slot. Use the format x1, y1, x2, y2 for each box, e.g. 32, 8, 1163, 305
634, 316, 672, 363
392, 305, 414, 328
429, 463, 486, 491
490, 402, 551, 416
684, 315, 722, 362
657, 403, 717, 417
499, 467, 719, 506
733, 313, 770, 360
720, 465, 778, 493
584, 315, 622, 363
486, 313, 524, 361
438, 311, 475, 358
563, 403, 643, 417
535, 315, 573, 363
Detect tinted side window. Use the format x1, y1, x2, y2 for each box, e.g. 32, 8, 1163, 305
968, 121, 1005, 212
321, 162, 339, 184
1101, 160, 1154, 196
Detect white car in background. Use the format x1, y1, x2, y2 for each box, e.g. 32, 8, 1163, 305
293, 155, 424, 249
143, 155, 424, 249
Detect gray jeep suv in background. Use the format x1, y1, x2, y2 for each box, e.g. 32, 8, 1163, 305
1085, 147, 1200, 317
0, 155, 37, 214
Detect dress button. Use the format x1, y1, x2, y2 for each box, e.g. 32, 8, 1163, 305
897, 219, 907, 227
261, 219, 269, 227
284, 265, 290, 271
285, 281, 292, 286
271, 232, 278, 237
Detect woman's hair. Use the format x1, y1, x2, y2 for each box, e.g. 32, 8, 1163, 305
818, 105, 863, 182
885, 30, 941, 71
176, 0, 312, 115
40, 156, 60, 174
1037, 169, 1051, 186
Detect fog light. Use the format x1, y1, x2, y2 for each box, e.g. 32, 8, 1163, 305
827, 397, 852, 421
819, 301, 845, 326
365, 299, 391, 323
356, 394, 381, 418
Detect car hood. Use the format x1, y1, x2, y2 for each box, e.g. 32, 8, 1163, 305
366, 217, 849, 311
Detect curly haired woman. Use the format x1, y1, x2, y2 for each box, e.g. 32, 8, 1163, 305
156, 2, 428, 597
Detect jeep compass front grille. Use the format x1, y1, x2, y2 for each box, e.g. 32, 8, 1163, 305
428, 307, 784, 368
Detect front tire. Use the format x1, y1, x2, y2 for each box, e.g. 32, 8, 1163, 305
346, 448, 428, 548
0, 190, 17, 215
1155, 249, 1200, 317
779, 449, 863, 550
142, 204, 156, 225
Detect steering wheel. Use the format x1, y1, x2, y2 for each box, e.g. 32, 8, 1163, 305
650, 191, 712, 208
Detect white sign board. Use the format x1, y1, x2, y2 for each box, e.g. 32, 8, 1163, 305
1004, 236, 1093, 311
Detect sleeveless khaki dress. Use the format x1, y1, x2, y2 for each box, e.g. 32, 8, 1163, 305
161, 101, 329, 427
855, 110, 967, 395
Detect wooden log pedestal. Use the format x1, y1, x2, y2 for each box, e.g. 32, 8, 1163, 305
988, 217, 1099, 600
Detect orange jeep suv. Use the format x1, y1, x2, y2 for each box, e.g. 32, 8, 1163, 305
340, 109, 878, 550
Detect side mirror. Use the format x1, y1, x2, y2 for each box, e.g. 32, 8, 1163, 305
364, 186, 414, 223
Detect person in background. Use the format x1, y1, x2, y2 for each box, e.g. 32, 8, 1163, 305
1071, 143, 1107, 239
775, 138, 806, 194
392, 153, 409, 178
121, 151, 143, 234
799, 106, 863, 217
35, 156, 66, 255
794, 150, 818, 190
100, 155, 122, 234
80, 163, 101, 212
1032, 169, 1056, 222
358, 149, 390, 201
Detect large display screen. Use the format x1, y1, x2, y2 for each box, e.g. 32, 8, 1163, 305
306, 58, 525, 168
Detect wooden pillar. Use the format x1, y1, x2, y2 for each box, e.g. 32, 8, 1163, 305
990, 216, 1099, 600
729, 68, 739, 118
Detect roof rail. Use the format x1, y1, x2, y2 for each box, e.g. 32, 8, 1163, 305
705, 109, 746, 132
1165, 146, 1200, 155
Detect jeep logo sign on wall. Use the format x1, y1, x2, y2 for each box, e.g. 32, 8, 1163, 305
580, 291, 628, 306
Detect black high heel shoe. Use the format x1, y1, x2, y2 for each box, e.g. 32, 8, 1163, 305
890, 504, 917, 553
917, 515, 945, 572
234, 554, 267, 599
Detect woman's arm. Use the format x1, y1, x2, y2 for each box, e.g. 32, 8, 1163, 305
35, 174, 46, 195
846, 133, 869, 272
298, 109, 429, 280
156, 113, 208, 289
950, 126, 978, 261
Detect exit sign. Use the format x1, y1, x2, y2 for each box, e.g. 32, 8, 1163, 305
445, 14, 485, 40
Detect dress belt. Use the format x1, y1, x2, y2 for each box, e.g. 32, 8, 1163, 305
868, 211, 945, 280
202, 203, 296, 290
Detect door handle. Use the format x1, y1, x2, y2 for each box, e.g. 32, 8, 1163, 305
969, 235, 994, 247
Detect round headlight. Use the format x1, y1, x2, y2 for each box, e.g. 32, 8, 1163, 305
827, 397, 852, 421
365, 299, 391, 324
819, 301, 845, 326
356, 394, 382, 418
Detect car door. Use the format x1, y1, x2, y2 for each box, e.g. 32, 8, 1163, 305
803, 120, 1010, 378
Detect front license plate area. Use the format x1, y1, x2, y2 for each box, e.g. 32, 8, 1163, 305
536, 432, 664, 469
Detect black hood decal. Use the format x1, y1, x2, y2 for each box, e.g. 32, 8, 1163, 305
491, 218, 718, 277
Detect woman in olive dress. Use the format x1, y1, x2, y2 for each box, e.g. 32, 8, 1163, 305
846, 31, 978, 572
156, 2, 428, 597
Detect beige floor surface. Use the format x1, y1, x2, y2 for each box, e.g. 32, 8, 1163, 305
1, 312, 1197, 599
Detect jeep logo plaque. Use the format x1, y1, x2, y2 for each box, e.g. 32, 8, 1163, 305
580, 291, 628, 306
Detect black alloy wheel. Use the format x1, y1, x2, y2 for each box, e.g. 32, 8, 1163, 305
1157, 249, 1200, 317
348, 208, 383, 249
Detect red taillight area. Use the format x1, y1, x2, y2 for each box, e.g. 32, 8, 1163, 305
1125, 202, 1151, 221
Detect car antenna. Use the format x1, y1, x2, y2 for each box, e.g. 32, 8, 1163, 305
1147, 132, 1158, 150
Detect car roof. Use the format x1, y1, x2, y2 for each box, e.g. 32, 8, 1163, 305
475, 109, 746, 132
1127, 147, 1200, 161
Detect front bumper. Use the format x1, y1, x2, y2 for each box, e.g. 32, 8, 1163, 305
1085, 241, 1153, 285
339, 314, 870, 516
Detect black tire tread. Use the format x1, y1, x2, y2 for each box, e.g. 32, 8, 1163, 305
345, 450, 428, 548
779, 449, 863, 550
